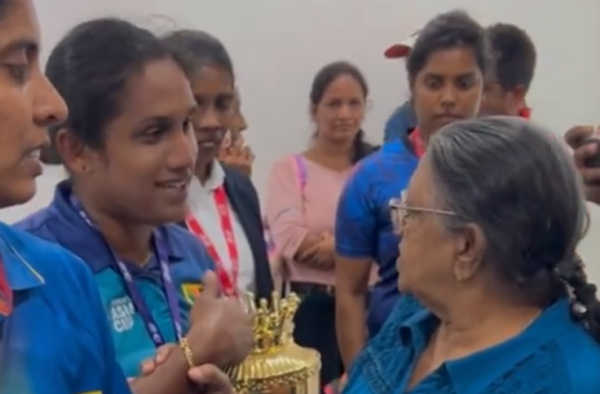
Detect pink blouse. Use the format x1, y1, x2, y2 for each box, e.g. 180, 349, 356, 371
265, 155, 353, 286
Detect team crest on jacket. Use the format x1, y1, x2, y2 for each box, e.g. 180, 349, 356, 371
181, 283, 203, 303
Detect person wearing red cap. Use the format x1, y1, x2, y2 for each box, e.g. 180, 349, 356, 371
480, 23, 537, 119
382, 30, 419, 144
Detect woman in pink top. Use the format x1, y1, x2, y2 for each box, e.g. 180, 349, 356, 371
265, 61, 377, 391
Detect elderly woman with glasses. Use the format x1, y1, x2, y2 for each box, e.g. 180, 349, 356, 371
342, 116, 600, 394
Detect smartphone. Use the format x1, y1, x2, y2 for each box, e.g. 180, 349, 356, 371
581, 137, 600, 168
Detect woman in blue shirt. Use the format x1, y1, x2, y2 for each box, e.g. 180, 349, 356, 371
15, 16, 252, 382
0, 0, 243, 393
344, 115, 600, 393
335, 10, 491, 368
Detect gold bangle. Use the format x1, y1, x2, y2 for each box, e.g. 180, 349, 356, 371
179, 337, 195, 368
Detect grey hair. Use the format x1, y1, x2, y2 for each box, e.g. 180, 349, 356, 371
427, 116, 600, 341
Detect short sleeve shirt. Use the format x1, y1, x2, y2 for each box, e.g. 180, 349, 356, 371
0, 223, 131, 394
335, 139, 420, 336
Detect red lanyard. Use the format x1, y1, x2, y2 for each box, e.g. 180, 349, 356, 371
409, 128, 425, 158
185, 186, 239, 297
0, 260, 13, 317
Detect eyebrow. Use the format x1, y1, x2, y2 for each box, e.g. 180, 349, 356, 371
193, 92, 234, 101
426, 71, 477, 79
138, 103, 198, 128
0, 37, 38, 58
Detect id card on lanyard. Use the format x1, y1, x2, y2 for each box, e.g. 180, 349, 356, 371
185, 186, 239, 297
70, 195, 183, 347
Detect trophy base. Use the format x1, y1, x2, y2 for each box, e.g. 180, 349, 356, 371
252, 379, 319, 394
228, 342, 321, 394
237, 371, 320, 394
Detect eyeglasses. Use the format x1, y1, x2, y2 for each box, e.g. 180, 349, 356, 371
389, 191, 457, 234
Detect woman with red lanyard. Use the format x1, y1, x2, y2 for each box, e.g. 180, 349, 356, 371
162, 30, 274, 300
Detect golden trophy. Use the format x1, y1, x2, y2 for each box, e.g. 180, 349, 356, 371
225, 292, 321, 394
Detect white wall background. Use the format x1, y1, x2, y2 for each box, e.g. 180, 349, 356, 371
3, 0, 600, 278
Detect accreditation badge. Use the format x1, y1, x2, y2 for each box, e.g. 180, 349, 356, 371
181, 283, 203, 304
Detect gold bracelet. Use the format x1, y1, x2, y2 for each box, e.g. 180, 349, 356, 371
179, 337, 195, 368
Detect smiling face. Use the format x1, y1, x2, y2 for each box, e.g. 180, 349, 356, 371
311, 74, 366, 144
60, 58, 197, 225
0, 0, 67, 208
412, 47, 484, 143
188, 64, 235, 168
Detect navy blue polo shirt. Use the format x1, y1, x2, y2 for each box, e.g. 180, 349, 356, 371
15, 181, 215, 378
0, 222, 130, 394
335, 140, 419, 337
344, 295, 600, 394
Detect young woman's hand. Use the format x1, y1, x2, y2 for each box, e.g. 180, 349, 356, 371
187, 272, 254, 366
188, 364, 235, 394
126, 344, 176, 383
565, 125, 600, 204
129, 351, 236, 394
218, 144, 254, 176
297, 232, 335, 270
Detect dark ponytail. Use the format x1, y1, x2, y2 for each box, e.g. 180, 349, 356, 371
352, 129, 378, 164
309, 61, 377, 164
557, 254, 600, 342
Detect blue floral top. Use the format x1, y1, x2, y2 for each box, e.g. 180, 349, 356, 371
343, 295, 600, 394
